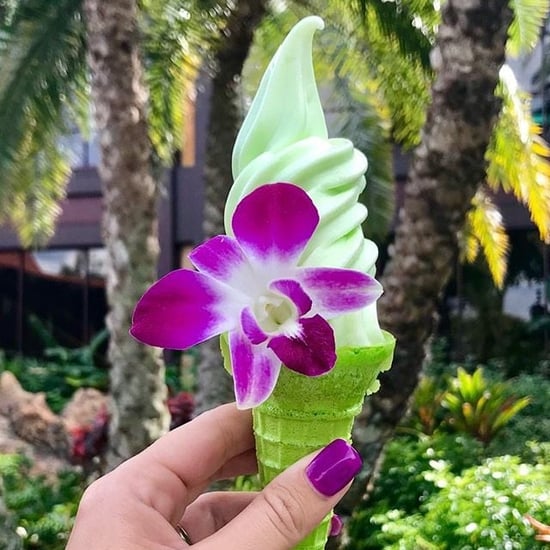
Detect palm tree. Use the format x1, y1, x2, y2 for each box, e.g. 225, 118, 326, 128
82, 0, 170, 468
339, 0, 548, 524
0, 0, 213, 465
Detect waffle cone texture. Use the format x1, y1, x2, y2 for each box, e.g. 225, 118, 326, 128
222, 330, 395, 549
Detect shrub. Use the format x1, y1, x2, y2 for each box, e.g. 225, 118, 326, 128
409, 376, 446, 435
488, 374, 550, 458
0, 455, 84, 549
348, 450, 550, 550
442, 367, 530, 446
347, 433, 483, 548
0, 330, 108, 414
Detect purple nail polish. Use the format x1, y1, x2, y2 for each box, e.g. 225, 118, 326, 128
305, 439, 362, 497
329, 514, 343, 537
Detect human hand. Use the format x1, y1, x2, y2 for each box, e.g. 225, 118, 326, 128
66, 403, 360, 549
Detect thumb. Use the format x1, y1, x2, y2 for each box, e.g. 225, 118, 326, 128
202, 439, 362, 550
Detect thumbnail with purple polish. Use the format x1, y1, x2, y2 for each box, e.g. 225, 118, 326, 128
305, 439, 362, 497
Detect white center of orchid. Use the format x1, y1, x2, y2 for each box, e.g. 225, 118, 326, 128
253, 291, 296, 334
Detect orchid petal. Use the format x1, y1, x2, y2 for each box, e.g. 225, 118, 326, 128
297, 267, 383, 318
130, 269, 238, 349
241, 307, 268, 344
270, 279, 312, 316
230, 331, 281, 408
268, 314, 336, 377
231, 183, 319, 266
189, 235, 258, 296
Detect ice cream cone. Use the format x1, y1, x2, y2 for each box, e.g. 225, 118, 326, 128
252, 331, 395, 549
220, 15, 397, 549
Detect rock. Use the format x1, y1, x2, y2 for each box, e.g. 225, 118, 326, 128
0, 372, 69, 456
62, 388, 109, 430
0, 373, 111, 477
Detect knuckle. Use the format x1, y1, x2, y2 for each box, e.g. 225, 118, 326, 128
261, 482, 308, 543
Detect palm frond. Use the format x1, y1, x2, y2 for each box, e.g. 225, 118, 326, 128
0, 0, 86, 244
356, 6, 432, 147
463, 190, 509, 289
347, 0, 437, 69
140, 0, 205, 163
0, 0, 86, 164
5, 141, 70, 248
462, 224, 481, 265
507, 0, 550, 56
486, 65, 550, 243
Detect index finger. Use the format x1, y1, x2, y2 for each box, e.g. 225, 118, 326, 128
117, 403, 254, 523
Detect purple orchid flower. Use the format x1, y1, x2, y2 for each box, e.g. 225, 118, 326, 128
131, 182, 382, 409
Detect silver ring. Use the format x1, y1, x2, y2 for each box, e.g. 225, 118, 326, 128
175, 523, 192, 545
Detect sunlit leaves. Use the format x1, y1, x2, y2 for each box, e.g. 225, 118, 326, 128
349, 0, 438, 68
462, 190, 509, 289
332, 0, 434, 148
507, 0, 550, 56
359, 6, 431, 147
0, 0, 209, 245
486, 65, 550, 245
5, 142, 70, 248
140, 0, 203, 163
0, 0, 86, 246
442, 367, 531, 446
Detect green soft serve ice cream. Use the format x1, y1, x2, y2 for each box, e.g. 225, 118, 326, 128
225, 15, 383, 348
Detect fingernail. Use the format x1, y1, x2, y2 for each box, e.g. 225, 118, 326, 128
329, 514, 343, 537
305, 439, 362, 497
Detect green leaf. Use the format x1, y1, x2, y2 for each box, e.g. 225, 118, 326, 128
463, 190, 509, 288
349, 0, 437, 68
486, 65, 550, 245
0, 0, 87, 245
507, 0, 550, 56
140, 0, 204, 163
492, 396, 531, 430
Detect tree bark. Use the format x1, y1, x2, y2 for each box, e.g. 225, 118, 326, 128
195, 0, 268, 414
84, 0, 169, 469
334, 0, 513, 533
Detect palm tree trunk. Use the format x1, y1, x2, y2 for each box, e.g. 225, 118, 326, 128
335, 0, 513, 527
195, 0, 268, 414
84, 0, 169, 468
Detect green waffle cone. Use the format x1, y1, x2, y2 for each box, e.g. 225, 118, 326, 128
223, 331, 395, 549
254, 331, 394, 549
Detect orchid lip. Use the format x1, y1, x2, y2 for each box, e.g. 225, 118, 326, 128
253, 290, 297, 333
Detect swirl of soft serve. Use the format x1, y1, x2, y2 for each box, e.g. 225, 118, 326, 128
225, 16, 384, 347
